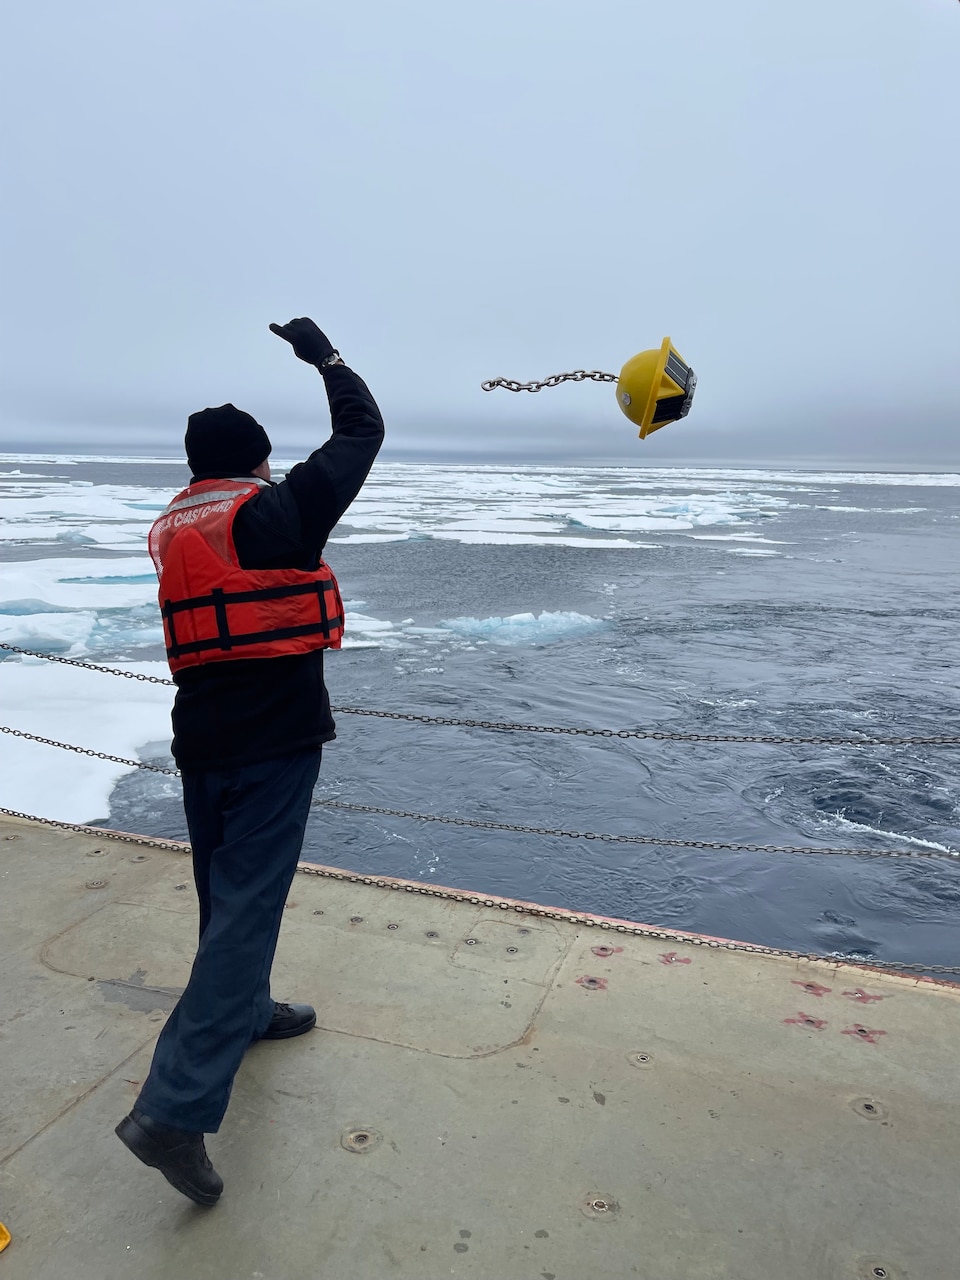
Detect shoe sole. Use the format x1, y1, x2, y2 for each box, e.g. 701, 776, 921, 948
115, 1115, 221, 1207
258, 1013, 317, 1041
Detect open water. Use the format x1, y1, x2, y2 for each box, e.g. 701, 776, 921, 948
2, 457, 959, 972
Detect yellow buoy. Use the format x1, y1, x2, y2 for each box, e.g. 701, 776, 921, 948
0, 1222, 10, 1254
616, 337, 697, 439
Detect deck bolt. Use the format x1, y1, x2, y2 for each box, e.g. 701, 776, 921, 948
313, 909, 324, 915
506, 946, 518, 954
465, 938, 478, 945
580, 1192, 620, 1220
850, 1097, 887, 1122
85, 879, 107, 889
174, 883, 188, 890
627, 1050, 654, 1069
425, 931, 439, 939
340, 1126, 382, 1154
350, 916, 363, 924
387, 923, 399, 930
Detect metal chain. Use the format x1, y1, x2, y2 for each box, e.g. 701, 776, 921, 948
2, 803, 958, 977
332, 704, 960, 748
0, 642, 174, 685
481, 369, 618, 393
313, 798, 958, 862
3, 724, 957, 862
300, 857, 960, 977
0, 805, 191, 854
0, 724, 179, 774
4, 643, 957, 747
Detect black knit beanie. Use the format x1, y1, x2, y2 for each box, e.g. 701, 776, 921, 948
184, 404, 272, 476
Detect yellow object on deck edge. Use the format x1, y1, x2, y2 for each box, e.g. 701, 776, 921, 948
0, 1223, 11, 1253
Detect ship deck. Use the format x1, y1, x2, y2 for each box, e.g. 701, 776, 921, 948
1, 812, 958, 1280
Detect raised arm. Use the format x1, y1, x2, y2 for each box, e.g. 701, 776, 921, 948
233, 318, 385, 568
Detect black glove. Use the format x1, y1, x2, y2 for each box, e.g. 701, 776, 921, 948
269, 317, 337, 367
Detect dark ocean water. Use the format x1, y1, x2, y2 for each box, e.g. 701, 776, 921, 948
3, 458, 958, 971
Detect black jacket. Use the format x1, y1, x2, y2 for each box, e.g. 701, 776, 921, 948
169, 363, 384, 771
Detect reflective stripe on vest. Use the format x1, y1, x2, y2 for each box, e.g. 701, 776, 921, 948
149, 479, 343, 671
164, 489, 259, 512
160, 579, 342, 660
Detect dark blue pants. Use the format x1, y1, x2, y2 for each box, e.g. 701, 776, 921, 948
136, 748, 322, 1133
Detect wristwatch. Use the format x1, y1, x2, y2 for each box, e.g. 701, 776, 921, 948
319, 350, 343, 369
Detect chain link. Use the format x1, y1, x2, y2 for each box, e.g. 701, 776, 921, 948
3, 723, 957, 862
3, 804, 958, 977
481, 370, 618, 393
4, 643, 957, 747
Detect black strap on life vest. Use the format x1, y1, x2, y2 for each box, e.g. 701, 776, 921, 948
162, 580, 341, 661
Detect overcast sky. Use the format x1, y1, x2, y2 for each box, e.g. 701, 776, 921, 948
1, 0, 958, 465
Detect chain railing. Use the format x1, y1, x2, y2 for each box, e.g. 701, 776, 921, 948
0, 724, 178, 773
329, 705, 960, 747
3, 643, 958, 747
3, 804, 959, 978
2, 723, 957, 863
4, 595, 959, 980
0, 642, 174, 685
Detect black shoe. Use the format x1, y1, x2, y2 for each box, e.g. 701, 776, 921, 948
259, 1000, 316, 1040
115, 1110, 223, 1206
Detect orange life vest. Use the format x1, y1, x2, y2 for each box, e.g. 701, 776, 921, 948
148, 479, 344, 673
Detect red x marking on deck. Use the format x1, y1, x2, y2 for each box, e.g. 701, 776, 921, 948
842, 1024, 887, 1045
659, 952, 692, 966
842, 988, 884, 1003
791, 980, 831, 998
784, 1011, 828, 1030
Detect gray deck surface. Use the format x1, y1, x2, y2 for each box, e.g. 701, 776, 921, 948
1, 813, 958, 1280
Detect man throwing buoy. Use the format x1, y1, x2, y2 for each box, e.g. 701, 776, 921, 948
115, 318, 384, 1205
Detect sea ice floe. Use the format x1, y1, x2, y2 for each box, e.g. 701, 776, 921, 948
0, 611, 98, 653
0, 659, 174, 823
0, 478, 174, 551
439, 611, 607, 645
0, 559, 157, 610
